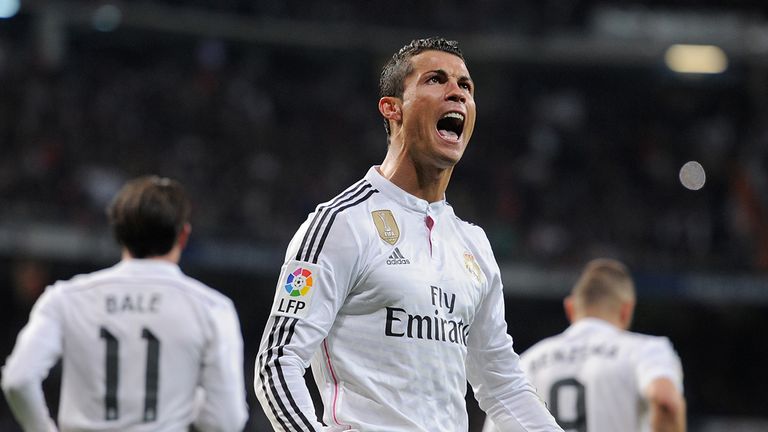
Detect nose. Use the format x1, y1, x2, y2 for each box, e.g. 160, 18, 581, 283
445, 80, 466, 104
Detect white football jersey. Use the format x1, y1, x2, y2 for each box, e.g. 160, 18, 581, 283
1, 259, 248, 432
483, 318, 683, 432
255, 167, 561, 432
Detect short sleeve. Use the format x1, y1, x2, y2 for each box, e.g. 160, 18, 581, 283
635, 337, 684, 394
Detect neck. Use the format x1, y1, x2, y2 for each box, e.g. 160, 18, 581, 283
122, 247, 181, 264
576, 313, 625, 330
379, 144, 453, 203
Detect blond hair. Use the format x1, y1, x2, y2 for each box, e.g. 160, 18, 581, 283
571, 258, 636, 316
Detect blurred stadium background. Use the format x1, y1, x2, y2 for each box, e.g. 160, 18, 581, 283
1, 0, 767, 431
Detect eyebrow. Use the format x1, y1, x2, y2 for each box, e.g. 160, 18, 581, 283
426, 69, 473, 84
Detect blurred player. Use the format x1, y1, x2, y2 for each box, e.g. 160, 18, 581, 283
483, 258, 686, 432
254, 37, 561, 431
1, 175, 248, 432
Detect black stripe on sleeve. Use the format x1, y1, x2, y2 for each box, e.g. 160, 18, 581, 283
265, 317, 313, 432
311, 188, 378, 264
299, 182, 373, 262
257, 317, 292, 431
273, 318, 316, 431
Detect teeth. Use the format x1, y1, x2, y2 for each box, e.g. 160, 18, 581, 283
442, 112, 464, 121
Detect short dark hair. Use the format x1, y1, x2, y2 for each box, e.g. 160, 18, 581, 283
107, 175, 190, 258
379, 37, 465, 136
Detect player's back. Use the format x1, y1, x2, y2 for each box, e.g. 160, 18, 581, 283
50, 259, 228, 432
521, 318, 680, 432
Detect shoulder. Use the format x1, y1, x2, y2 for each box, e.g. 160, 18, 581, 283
622, 331, 682, 374
24, 267, 119, 319
519, 333, 563, 373
288, 177, 384, 263
304, 178, 382, 229
315, 178, 380, 215
624, 331, 684, 390
623, 331, 677, 354
174, 273, 237, 311
446, 205, 498, 276
41, 265, 119, 298
448, 204, 493, 249
447, 202, 486, 232
521, 333, 563, 359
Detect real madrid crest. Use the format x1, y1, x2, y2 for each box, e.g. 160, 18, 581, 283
371, 210, 400, 245
464, 251, 485, 284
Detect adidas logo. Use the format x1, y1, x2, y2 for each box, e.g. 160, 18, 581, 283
386, 247, 410, 265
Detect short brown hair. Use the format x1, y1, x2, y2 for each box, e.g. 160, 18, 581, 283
571, 258, 635, 312
379, 37, 465, 136
107, 175, 190, 258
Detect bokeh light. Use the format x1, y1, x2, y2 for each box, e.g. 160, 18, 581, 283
0, 0, 20, 19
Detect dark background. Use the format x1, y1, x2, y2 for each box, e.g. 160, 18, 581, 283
1, 0, 767, 431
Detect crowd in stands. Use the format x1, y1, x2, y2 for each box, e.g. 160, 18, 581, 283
0, 10, 767, 274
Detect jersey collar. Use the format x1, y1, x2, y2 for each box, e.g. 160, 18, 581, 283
566, 317, 621, 336
115, 258, 182, 276
365, 166, 449, 215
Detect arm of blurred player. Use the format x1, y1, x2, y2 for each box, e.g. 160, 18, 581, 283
1, 287, 62, 432
466, 244, 562, 432
192, 298, 248, 432
646, 377, 686, 432
637, 337, 686, 432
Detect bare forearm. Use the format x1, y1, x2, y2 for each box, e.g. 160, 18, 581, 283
647, 378, 686, 432
650, 399, 686, 432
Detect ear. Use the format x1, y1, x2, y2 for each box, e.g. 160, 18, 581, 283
619, 300, 635, 330
378, 96, 402, 123
563, 296, 575, 323
177, 223, 192, 251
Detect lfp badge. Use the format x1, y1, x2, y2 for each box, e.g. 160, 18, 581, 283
275, 267, 315, 317
285, 267, 313, 296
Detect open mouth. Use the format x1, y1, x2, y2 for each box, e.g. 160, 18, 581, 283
436, 112, 465, 141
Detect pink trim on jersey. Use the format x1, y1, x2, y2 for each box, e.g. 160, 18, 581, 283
323, 339, 350, 429
425, 216, 434, 256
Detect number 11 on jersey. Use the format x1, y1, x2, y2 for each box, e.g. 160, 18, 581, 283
99, 327, 160, 422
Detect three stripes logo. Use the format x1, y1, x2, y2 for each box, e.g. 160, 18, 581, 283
386, 247, 410, 265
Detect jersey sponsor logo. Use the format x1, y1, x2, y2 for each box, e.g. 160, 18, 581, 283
371, 209, 400, 245
274, 267, 315, 317
385, 307, 469, 346
384, 285, 469, 346
386, 247, 410, 265
463, 251, 485, 284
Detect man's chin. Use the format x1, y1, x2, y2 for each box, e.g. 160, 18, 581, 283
434, 152, 463, 169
